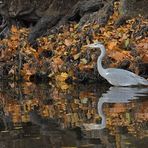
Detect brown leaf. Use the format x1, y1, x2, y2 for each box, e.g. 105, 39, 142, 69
64, 39, 72, 46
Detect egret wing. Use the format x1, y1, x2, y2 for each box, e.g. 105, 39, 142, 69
105, 68, 138, 86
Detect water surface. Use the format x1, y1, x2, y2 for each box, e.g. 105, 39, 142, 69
0, 81, 148, 148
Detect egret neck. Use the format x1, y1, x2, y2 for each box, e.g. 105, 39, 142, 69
97, 45, 106, 77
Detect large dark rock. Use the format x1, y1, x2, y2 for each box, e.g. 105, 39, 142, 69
0, 0, 113, 45
0, 0, 79, 24
2, 0, 139, 45
28, 0, 110, 45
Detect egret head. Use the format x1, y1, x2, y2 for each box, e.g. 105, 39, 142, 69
85, 42, 104, 48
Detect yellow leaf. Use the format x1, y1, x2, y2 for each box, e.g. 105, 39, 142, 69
59, 82, 69, 90
125, 38, 130, 47
61, 72, 68, 79
73, 53, 81, 60
80, 58, 88, 64
56, 72, 68, 82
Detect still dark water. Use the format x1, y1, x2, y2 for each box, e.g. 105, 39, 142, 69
0, 81, 148, 148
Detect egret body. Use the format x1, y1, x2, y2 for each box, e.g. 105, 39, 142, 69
86, 43, 148, 86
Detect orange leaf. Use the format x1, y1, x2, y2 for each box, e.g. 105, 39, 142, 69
142, 54, 148, 63
64, 39, 72, 46
109, 51, 128, 61
11, 26, 18, 33
107, 41, 118, 50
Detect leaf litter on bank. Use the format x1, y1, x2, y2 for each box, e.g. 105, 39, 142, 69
0, 1, 148, 83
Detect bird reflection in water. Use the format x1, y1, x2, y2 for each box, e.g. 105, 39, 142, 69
83, 87, 148, 130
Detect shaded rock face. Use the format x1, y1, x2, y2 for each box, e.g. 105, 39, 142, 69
0, 0, 37, 19
2, 0, 147, 44
120, 0, 148, 17
0, 0, 79, 21
0, 0, 80, 43
1, 0, 147, 22
27, 0, 104, 44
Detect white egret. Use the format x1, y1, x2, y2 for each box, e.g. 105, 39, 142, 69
86, 43, 148, 86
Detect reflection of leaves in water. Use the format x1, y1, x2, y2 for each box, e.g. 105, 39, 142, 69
0, 82, 99, 126
0, 82, 148, 140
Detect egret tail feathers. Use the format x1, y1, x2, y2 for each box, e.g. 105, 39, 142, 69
138, 77, 148, 85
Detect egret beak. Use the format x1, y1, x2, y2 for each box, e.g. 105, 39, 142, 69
83, 42, 103, 48
83, 44, 97, 48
